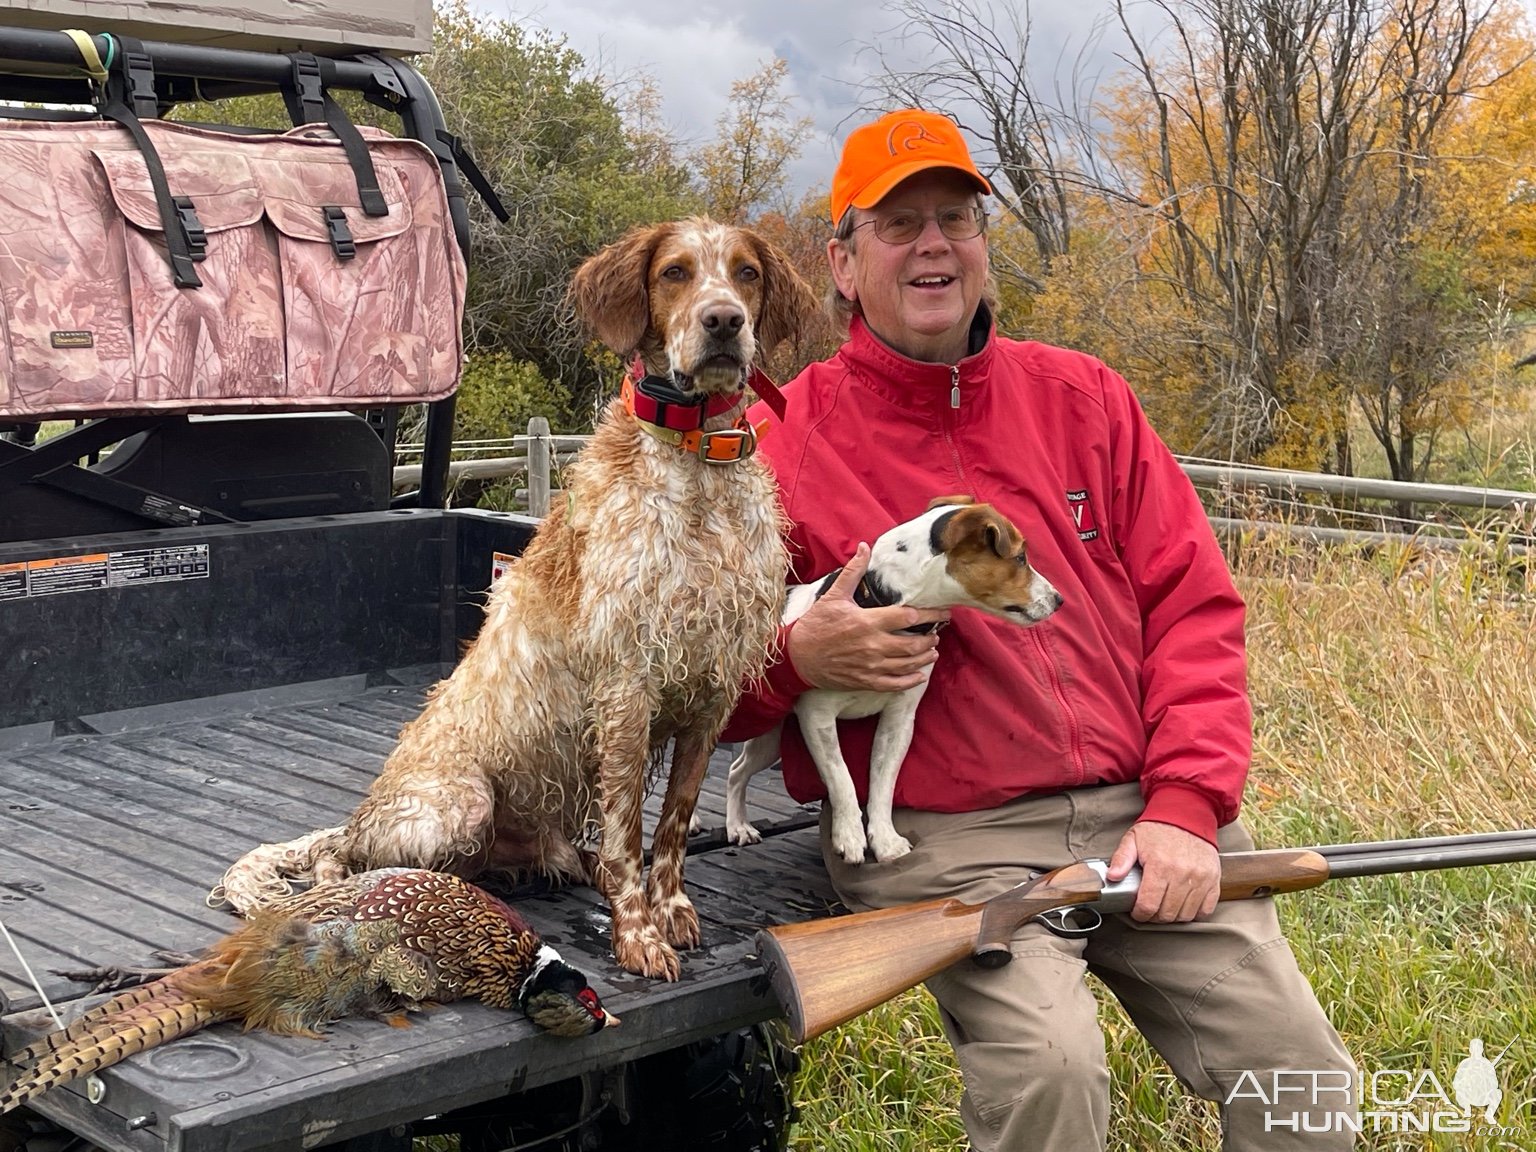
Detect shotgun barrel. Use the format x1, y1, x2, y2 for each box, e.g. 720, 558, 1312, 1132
755, 829, 1536, 1045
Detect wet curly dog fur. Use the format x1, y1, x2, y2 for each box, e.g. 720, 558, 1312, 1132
214, 218, 816, 979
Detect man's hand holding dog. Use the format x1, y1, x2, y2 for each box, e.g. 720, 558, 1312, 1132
1107, 821, 1221, 923
787, 543, 949, 692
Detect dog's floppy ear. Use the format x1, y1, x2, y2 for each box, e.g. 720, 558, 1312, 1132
569, 223, 672, 355
937, 503, 1022, 560
926, 494, 976, 510
748, 231, 818, 356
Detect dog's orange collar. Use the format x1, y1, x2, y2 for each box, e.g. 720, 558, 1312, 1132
621, 374, 769, 465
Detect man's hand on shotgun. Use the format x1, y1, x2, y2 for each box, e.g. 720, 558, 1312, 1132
1107, 821, 1221, 923
757, 830, 1536, 1044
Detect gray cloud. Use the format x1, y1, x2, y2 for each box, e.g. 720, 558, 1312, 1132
474, 0, 1536, 206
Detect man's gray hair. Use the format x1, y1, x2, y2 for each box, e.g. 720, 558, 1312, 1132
827, 208, 863, 322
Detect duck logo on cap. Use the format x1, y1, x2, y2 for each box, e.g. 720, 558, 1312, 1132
887, 119, 942, 155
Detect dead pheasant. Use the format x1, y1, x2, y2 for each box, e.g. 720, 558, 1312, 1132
1, 869, 616, 1115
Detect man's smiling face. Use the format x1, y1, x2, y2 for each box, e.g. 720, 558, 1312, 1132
828, 169, 988, 365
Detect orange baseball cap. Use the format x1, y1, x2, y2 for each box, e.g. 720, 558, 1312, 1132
830, 109, 992, 224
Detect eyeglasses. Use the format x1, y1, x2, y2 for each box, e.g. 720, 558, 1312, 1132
850, 204, 986, 245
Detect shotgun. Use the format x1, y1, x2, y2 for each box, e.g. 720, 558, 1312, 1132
755, 828, 1536, 1045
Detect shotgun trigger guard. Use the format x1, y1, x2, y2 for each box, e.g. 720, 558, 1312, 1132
1033, 905, 1103, 937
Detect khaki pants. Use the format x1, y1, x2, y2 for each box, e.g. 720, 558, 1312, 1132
822, 783, 1357, 1152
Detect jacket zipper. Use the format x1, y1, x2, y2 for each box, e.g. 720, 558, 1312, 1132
1029, 591, 1088, 786
946, 356, 1083, 782
943, 364, 967, 483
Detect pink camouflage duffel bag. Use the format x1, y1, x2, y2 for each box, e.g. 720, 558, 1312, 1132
0, 114, 466, 419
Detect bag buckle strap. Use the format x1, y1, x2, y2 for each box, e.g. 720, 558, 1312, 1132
121, 44, 158, 118
172, 197, 207, 262
285, 53, 327, 126
322, 206, 357, 261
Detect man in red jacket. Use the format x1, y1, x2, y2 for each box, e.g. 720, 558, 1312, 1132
725, 109, 1356, 1150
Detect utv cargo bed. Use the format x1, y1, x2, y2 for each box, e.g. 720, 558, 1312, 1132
0, 509, 837, 1152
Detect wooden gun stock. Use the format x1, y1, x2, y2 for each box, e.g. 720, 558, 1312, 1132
756, 848, 1330, 1045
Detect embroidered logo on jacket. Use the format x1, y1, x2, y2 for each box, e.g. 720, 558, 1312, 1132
1066, 489, 1099, 542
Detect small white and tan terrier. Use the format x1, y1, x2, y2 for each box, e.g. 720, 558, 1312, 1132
722, 496, 1062, 864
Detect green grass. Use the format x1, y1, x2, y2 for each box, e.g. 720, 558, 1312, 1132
792, 535, 1536, 1151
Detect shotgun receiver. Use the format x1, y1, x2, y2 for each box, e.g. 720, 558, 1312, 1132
755, 829, 1536, 1045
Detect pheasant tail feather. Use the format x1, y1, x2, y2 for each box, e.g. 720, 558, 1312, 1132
2, 979, 225, 1115
4, 984, 168, 1072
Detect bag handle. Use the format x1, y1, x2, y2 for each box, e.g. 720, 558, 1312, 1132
98, 34, 206, 289
283, 52, 389, 218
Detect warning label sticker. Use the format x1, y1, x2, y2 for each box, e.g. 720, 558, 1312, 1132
0, 562, 27, 602
25, 553, 110, 597
491, 551, 517, 585
0, 545, 210, 600
109, 545, 211, 586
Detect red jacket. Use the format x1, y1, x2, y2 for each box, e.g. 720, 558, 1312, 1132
722, 313, 1251, 844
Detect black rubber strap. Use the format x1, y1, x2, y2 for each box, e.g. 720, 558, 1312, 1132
435, 129, 510, 223
283, 53, 388, 218
101, 37, 203, 289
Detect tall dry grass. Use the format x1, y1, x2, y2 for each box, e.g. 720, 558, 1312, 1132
793, 533, 1536, 1151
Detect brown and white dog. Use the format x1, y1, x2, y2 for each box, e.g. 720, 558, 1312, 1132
718, 497, 1062, 864
214, 218, 816, 980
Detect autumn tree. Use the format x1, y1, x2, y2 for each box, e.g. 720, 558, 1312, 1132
1339, 2, 1536, 483
422, 1, 699, 419
695, 59, 814, 223
861, 0, 1101, 290
873, 0, 1536, 482
747, 189, 848, 381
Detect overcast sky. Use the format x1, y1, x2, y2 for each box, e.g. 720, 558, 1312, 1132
473, 0, 1151, 201
473, 0, 1536, 203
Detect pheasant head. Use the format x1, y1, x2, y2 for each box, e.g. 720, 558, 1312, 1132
518, 946, 619, 1036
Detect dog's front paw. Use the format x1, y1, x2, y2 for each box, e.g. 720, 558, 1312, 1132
868, 828, 912, 863
650, 891, 701, 950
725, 817, 762, 846
613, 922, 681, 981
830, 813, 868, 865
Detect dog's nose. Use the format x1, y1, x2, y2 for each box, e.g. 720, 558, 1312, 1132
702, 305, 745, 335
1051, 592, 1064, 610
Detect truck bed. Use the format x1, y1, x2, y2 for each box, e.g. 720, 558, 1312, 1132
0, 512, 839, 1152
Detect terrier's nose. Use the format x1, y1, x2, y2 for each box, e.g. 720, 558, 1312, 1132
702, 305, 745, 335
1051, 592, 1065, 610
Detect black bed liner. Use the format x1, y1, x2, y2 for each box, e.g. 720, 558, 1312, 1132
0, 511, 840, 1152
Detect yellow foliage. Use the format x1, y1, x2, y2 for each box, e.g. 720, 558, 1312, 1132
1006, 0, 1536, 477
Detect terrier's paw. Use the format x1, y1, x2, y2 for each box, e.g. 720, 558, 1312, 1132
613, 922, 681, 981
868, 827, 912, 863
688, 813, 702, 835
726, 818, 762, 846
831, 814, 868, 865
